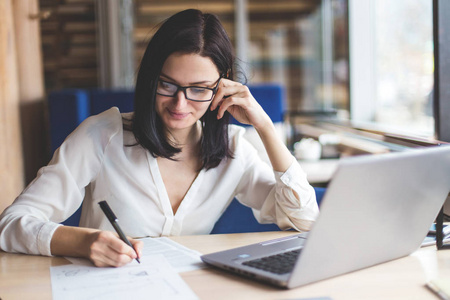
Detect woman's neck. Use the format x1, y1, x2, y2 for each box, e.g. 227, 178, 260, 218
166, 122, 202, 157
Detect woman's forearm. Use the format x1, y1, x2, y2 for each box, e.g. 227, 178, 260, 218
51, 225, 143, 267
50, 225, 98, 258
255, 121, 293, 173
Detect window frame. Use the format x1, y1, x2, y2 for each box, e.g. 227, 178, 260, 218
434, 0, 450, 142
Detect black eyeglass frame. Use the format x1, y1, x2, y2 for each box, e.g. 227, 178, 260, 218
156, 77, 222, 102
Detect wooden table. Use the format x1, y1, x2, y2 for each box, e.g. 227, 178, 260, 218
1, 231, 449, 299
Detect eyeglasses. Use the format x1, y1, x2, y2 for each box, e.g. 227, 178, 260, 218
156, 77, 221, 102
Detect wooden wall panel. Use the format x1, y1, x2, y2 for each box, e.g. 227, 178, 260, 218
13, 0, 48, 184
0, 0, 25, 213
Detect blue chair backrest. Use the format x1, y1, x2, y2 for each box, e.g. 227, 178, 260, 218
90, 89, 134, 115
48, 84, 284, 153
48, 89, 135, 153
48, 89, 91, 153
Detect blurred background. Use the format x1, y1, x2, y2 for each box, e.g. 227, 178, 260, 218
1, 0, 447, 213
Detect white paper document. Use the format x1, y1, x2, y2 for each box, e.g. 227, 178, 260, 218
51, 255, 198, 300
140, 237, 204, 273
65, 237, 205, 273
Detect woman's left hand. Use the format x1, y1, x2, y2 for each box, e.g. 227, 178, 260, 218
210, 78, 272, 130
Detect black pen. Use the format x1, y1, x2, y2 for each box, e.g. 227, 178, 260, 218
98, 200, 140, 264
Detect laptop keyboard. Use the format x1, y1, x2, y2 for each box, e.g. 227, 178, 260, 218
242, 249, 301, 275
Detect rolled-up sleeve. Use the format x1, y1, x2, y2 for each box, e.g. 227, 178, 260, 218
264, 159, 319, 231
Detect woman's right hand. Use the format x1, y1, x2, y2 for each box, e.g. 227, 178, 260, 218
51, 226, 143, 267
85, 230, 143, 267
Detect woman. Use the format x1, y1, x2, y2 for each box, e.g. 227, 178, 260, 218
0, 9, 318, 267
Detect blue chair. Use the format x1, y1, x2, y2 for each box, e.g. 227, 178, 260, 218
48, 84, 283, 152
48, 89, 135, 153
90, 89, 134, 115
48, 89, 91, 153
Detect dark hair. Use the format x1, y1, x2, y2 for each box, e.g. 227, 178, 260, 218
131, 9, 234, 170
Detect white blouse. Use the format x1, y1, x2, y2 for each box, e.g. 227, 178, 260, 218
0, 108, 319, 256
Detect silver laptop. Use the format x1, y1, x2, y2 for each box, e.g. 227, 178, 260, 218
201, 145, 450, 288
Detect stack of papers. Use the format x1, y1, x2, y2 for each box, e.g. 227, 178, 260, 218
64, 237, 205, 273
51, 237, 203, 300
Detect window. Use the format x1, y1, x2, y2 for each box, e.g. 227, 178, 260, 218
350, 0, 434, 138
